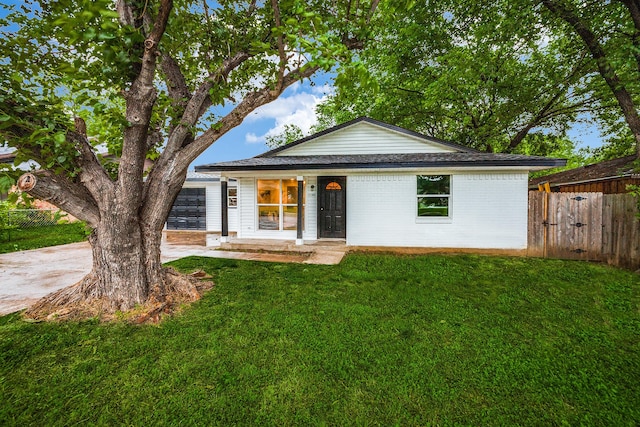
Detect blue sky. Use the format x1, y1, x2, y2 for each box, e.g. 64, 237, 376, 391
192, 76, 334, 168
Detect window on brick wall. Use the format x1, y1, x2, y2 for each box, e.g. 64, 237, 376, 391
417, 175, 450, 217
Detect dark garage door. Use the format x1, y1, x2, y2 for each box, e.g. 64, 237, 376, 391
167, 188, 206, 230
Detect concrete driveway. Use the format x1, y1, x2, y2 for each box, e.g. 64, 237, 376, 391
0, 241, 202, 316
0, 241, 345, 315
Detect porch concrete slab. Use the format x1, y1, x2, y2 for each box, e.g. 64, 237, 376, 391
304, 250, 347, 265
0, 241, 346, 316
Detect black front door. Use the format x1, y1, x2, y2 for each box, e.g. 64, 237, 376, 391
318, 176, 346, 238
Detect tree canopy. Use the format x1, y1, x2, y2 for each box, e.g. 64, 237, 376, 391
0, 0, 392, 319
308, 0, 640, 161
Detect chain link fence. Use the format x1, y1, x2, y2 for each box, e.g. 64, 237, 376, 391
1, 209, 66, 242
5, 209, 61, 228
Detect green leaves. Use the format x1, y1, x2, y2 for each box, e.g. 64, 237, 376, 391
0, 0, 384, 187
317, 0, 608, 156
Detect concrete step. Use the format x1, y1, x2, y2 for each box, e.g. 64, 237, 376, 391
220, 239, 346, 254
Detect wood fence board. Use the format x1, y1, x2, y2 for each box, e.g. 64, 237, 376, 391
527, 191, 640, 269
544, 192, 602, 260
603, 194, 640, 270
527, 192, 545, 257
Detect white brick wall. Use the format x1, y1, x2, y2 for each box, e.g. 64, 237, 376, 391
231, 171, 528, 249
346, 172, 528, 249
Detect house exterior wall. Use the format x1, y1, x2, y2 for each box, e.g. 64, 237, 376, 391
231, 170, 528, 249
277, 122, 457, 156
180, 180, 237, 233
235, 176, 317, 240
346, 172, 529, 249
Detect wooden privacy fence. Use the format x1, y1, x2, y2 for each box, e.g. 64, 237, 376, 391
528, 192, 640, 270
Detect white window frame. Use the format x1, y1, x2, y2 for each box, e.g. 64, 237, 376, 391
227, 186, 237, 208
256, 178, 304, 231
416, 174, 452, 221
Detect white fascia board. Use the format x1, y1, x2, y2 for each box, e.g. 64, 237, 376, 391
216, 166, 533, 178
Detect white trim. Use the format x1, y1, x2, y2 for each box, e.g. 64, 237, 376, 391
416, 174, 453, 220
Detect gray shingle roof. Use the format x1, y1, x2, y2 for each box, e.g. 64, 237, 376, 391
195, 152, 566, 172
186, 171, 219, 181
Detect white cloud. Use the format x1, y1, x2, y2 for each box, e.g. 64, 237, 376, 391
244, 83, 334, 144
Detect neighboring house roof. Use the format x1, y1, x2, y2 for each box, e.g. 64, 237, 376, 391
186, 171, 220, 182
196, 152, 565, 172
196, 117, 565, 173
529, 155, 639, 188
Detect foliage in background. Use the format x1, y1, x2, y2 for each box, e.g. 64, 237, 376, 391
540, 0, 640, 161
0, 199, 86, 251
287, 0, 640, 165
1, 253, 638, 425
0, 222, 87, 253
265, 123, 306, 148
312, 0, 592, 157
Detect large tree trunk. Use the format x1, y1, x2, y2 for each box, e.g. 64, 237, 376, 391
87, 216, 150, 311
23, 206, 206, 322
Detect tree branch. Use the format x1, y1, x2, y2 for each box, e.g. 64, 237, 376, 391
161, 51, 252, 158
66, 131, 115, 204
367, 0, 381, 23
17, 171, 100, 227
542, 0, 640, 157
507, 51, 589, 151
119, 0, 173, 203
271, 0, 287, 92
181, 64, 321, 165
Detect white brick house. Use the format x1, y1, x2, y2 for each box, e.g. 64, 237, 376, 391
194, 117, 564, 250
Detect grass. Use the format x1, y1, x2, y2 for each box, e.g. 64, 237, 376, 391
0, 222, 87, 253
1, 253, 639, 425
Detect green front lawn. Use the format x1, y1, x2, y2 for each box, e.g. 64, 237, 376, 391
1, 254, 639, 425
0, 222, 87, 253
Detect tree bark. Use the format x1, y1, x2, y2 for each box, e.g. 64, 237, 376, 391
87, 217, 148, 309
23, 202, 203, 320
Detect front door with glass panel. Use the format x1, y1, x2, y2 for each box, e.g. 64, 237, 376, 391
317, 176, 346, 238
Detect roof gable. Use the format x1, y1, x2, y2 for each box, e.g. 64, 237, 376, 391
259, 117, 476, 157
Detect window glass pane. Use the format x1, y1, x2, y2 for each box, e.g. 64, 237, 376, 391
228, 187, 237, 207
257, 180, 280, 204
326, 181, 341, 190
283, 205, 298, 230
418, 197, 449, 217
258, 206, 279, 229
282, 179, 298, 204
417, 175, 450, 195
